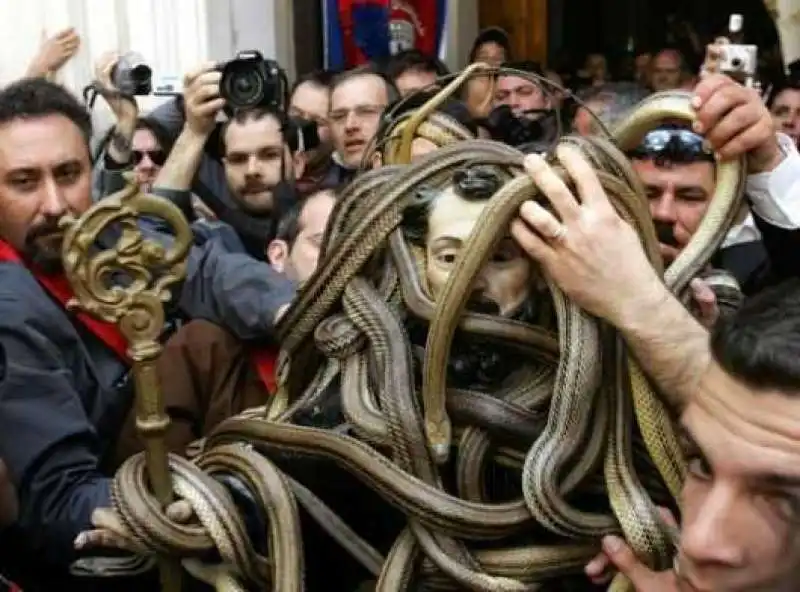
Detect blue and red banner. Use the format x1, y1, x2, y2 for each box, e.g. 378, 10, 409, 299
324, 0, 448, 70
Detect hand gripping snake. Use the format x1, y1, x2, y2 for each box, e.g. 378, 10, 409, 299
103, 88, 744, 591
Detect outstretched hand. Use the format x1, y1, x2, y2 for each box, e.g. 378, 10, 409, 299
26, 28, 81, 78
585, 507, 680, 587
74, 500, 193, 553
511, 146, 667, 326
585, 536, 681, 590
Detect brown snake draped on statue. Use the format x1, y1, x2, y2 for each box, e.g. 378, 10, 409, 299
91, 85, 746, 592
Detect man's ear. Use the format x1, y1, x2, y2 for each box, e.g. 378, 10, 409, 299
266, 239, 290, 272
292, 151, 307, 181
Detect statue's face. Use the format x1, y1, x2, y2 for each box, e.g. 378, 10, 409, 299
425, 186, 532, 316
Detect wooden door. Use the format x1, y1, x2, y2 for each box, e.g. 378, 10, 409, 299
478, 0, 548, 65
293, 0, 325, 75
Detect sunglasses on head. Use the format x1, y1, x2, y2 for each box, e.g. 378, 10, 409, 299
628, 128, 714, 164
132, 150, 167, 166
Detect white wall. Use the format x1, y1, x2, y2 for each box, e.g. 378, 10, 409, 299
0, 0, 295, 128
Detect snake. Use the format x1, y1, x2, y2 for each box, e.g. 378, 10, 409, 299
100, 87, 746, 591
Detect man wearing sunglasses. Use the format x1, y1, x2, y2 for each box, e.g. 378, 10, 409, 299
627, 76, 800, 300
129, 118, 169, 194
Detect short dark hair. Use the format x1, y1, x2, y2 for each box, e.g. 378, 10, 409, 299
136, 117, 175, 156
469, 27, 511, 63
711, 278, 800, 393
274, 187, 337, 247
385, 49, 449, 82
219, 107, 298, 155
330, 64, 399, 103
0, 78, 92, 148
402, 165, 509, 245
290, 69, 336, 97
767, 79, 800, 109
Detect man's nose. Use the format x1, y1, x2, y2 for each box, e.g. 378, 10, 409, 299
473, 269, 489, 292
680, 485, 746, 567
245, 156, 260, 176
39, 178, 67, 218
650, 192, 677, 223
137, 154, 155, 169
343, 109, 361, 130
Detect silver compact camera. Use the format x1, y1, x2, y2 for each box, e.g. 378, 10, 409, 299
719, 44, 758, 79
718, 14, 758, 87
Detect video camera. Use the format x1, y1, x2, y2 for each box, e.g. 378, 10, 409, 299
111, 52, 153, 96
104, 49, 321, 152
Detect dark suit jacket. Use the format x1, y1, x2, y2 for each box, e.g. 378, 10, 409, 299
713, 213, 800, 296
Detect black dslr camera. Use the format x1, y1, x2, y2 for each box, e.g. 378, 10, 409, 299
217, 50, 288, 113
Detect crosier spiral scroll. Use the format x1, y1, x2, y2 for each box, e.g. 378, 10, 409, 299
59, 175, 193, 592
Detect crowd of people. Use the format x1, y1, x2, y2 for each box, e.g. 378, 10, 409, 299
0, 18, 799, 592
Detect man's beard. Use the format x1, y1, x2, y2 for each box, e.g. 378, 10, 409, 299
407, 295, 541, 391
23, 217, 64, 274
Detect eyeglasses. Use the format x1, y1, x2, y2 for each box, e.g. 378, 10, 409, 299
132, 150, 167, 166
329, 104, 386, 124
628, 128, 714, 163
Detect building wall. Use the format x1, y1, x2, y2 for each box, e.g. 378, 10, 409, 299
0, 0, 296, 129
0, 0, 480, 122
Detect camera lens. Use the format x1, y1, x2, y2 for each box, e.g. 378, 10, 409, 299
223, 69, 264, 108
732, 57, 743, 68
130, 64, 152, 83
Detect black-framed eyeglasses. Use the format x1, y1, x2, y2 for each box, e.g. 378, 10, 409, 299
132, 150, 167, 166
628, 128, 714, 164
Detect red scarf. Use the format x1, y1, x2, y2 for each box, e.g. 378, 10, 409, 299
250, 347, 277, 393
0, 239, 130, 362
0, 238, 279, 391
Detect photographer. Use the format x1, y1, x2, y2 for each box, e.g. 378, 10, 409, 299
90, 52, 218, 217
485, 61, 560, 152
152, 62, 306, 254
289, 70, 335, 194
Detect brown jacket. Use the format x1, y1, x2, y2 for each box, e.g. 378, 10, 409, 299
113, 320, 273, 467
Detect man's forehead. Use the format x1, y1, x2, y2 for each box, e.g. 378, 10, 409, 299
632, 161, 714, 196
655, 52, 680, 67
331, 74, 387, 107
428, 186, 487, 231
0, 115, 88, 170
686, 365, 800, 479
497, 75, 538, 91
774, 89, 800, 108
300, 190, 336, 225
293, 82, 330, 108
225, 116, 283, 149
633, 158, 714, 181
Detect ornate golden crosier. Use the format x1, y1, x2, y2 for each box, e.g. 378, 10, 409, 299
59, 174, 193, 592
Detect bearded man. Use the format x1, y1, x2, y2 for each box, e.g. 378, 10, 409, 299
0, 78, 297, 586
